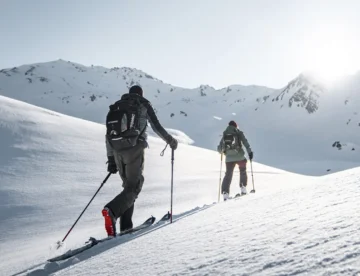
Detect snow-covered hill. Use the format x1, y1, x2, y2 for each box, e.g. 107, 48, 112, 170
0, 60, 359, 175
0, 95, 284, 276
1, 96, 360, 276
54, 168, 360, 276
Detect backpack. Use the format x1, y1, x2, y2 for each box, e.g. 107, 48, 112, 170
106, 96, 146, 151
223, 131, 241, 152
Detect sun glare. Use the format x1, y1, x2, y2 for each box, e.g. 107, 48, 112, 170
306, 47, 353, 82
301, 25, 359, 83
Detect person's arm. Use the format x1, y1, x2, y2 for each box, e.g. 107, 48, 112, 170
105, 135, 118, 173
145, 102, 172, 143
105, 136, 114, 157
217, 137, 224, 153
239, 131, 252, 155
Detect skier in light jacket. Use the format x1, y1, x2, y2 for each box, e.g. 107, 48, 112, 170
218, 121, 253, 200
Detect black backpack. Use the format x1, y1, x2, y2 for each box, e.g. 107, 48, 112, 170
106, 96, 146, 151
223, 131, 241, 152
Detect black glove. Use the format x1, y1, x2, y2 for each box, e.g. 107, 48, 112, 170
107, 156, 118, 174
249, 152, 254, 161
168, 137, 178, 150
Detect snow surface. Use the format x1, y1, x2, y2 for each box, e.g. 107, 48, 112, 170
54, 168, 360, 276
1, 60, 359, 175
1, 96, 360, 276
0, 95, 283, 276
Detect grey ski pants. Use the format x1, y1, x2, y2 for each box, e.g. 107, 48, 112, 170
221, 160, 247, 194
105, 142, 145, 220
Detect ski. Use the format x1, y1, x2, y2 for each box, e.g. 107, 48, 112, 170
114, 211, 170, 236
223, 193, 248, 202
48, 215, 156, 262
47, 212, 172, 263
156, 211, 171, 224
117, 216, 156, 236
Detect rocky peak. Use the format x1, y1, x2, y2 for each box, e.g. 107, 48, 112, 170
272, 74, 325, 114
198, 84, 215, 96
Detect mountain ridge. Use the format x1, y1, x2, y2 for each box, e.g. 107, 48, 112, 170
1, 59, 359, 176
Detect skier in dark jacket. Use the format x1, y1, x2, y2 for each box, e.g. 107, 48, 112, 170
217, 121, 253, 200
102, 85, 178, 236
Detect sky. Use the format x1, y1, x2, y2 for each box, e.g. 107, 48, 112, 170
1, 0, 360, 89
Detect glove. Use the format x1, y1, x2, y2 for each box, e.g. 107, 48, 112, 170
168, 137, 178, 150
107, 156, 118, 174
249, 152, 254, 161
217, 145, 223, 154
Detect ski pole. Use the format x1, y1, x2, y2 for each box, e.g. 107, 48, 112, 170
58, 172, 112, 246
160, 144, 174, 222
250, 160, 255, 193
218, 153, 223, 202
170, 148, 174, 223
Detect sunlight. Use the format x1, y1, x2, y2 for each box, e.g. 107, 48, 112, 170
301, 25, 359, 83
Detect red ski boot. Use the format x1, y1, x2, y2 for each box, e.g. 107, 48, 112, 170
102, 207, 116, 237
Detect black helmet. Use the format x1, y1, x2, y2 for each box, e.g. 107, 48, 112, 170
129, 85, 143, 97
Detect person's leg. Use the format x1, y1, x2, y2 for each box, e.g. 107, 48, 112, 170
102, 152, 126, 236
118, 162, 134, 232
120, 203, 134, 231
221, 162, 236, 195
105, 143, 145, 219
116, 156, 134, 231
237, 160, 248, 194
238, 160, 248, 187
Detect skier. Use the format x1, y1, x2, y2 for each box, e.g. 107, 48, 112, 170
217, 121, 253, 200
103, 85, 178, 237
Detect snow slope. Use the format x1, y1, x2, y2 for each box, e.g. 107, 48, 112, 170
1, 60, 359, 175
53, 167, 360, 276
1, 96, 360, 276
0, 95, 286, 276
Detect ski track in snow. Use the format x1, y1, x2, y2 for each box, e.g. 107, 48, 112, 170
19, 169, 360, 276
52, 170, 360, 276
20, 204, 216, 276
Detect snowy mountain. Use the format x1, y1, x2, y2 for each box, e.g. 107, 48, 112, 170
269, 73, 325, 114
1, 95, 360, 276
0, 60, 359, 175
